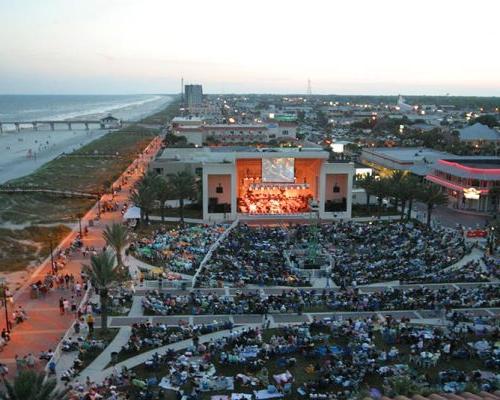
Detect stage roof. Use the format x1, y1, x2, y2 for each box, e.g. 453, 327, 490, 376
157, 146, 329, 163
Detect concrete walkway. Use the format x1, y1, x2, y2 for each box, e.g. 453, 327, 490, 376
441, 247, 485, 272
92, 307, 499, 329
86, 326, 248, 384
0, 136, 163, 376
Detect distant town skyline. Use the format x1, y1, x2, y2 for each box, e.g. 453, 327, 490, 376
1, 0, 499, 96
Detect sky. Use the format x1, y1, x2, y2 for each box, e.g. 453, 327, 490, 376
0, 0, 499, 96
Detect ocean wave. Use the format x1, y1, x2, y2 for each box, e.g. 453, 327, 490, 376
46, 95, 167, 121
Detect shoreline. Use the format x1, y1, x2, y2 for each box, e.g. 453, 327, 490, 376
0, 95, 173, 184
0, 98, 180, 277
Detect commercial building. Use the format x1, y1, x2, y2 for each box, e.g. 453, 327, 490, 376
150, 146, 354, 221
360, 147, 454, 176
184, 84, 203, 111
171, 122, 297, 146
426, 158, 500, 213
458, 123, 500, 145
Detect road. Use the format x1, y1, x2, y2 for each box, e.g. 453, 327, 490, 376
413, 202, 489, 229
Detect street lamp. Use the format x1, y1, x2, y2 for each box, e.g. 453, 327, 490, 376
0, 278, 11, 333
97, 194, 102, 218
49, 237, 56, 275
489, 226, 496, 255
77, 213, 83, 238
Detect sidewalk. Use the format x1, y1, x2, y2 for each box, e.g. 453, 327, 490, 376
0, 136, 162, 375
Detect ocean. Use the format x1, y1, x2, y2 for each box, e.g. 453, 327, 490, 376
0, 94, 173, 183
0, 94, 171, 128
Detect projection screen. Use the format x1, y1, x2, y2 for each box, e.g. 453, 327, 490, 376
262, 158, 295, 182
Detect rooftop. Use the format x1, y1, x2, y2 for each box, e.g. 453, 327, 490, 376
433, 158, 500, 180
362, 147, 454, 162
458, 123, 500, 141
156, 146, 329, 163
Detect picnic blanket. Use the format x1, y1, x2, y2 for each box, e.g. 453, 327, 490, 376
158, 377, 180, 392
253, 389, 283, 400
273, 370, 293, 385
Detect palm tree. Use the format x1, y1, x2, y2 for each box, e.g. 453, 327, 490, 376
417, 184, 448, 227
388, 170, 406, 212
83, 251, 118, 332
404, 175, 421, 220
489, 186, 500, 219
371, 178, 390, 214
154, 175, 174, 221
129, 181, 156, 222
168, 170, 197, 224
356, 173, 376, 208
0, 370, 68, 400
102, 223, 128, 271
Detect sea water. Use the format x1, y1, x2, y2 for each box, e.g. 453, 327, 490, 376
0, 94, 172, 183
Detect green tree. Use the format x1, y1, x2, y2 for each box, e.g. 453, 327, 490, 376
83, 251, 118, 332
102, 223, 128, 271
0, 370, 68, 400
168, 170, 197, 224
129, 180, 156, 222
472, 114, 498, 128
371, 178, 390, 214
417, 184, 448, 226
154, 175, 174, 222
356, 173, 376, 208
404, 175, 421, 220
388, 170, 407, 212
489, 186, 500, 219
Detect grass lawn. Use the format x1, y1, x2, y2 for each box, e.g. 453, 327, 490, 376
352, 204, 400, 218
109, 327, 182, 366
150, 207, 203, 220
0, 224, 71, 272
127, 326, 492, 400
131, 221, 188, 238
78, 328, 120, 371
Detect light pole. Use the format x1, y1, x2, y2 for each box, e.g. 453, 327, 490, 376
489, 226, 496, 255
97, 194, 102, 218
77, 214, 83, 238
0, 278, 11, 333
49, 238, 56, 275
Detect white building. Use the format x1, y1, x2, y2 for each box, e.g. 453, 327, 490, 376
171, 122, 298, 146
150, 146, 354, 221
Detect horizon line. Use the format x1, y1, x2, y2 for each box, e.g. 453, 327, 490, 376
0, 93, 498, 98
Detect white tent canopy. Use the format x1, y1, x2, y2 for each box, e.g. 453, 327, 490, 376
123, 206, 141, 220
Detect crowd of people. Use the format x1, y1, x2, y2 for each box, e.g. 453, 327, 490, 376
196, 225, 309, 287
317, 222, 472, 285
118, 320, 233, 360
99, 316, 499, 400
130, 224, 228, 275
194, 222, 484, 288
142, 285, 500, 316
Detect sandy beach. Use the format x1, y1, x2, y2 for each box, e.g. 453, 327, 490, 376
0, 95, 172, 184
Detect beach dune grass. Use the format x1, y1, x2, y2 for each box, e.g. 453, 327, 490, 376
7, 126, 156, 193
0, 224, 71, 272
0, 100, 181, 273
